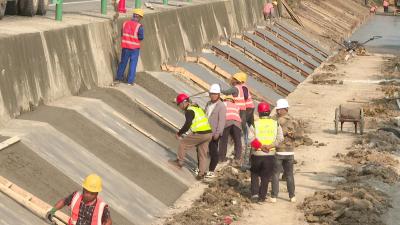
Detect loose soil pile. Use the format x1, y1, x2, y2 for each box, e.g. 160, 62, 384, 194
165, 167, 252, 225
382, 56, 400, 78
300, 184, 390, 225
311, 73, 344, 85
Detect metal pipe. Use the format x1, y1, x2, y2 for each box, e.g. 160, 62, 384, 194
135, 0, 141, 8
101, 0, 107, 15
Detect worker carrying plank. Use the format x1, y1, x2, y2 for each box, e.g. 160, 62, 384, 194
46, 174, 112, 225
115, 8, 145, 86
170, 93, 213, 180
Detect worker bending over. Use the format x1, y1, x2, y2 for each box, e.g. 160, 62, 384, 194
46, 174, 112, 225
249, 102, 283, 202
219, 95, 243, 166
171, 93, 212, 180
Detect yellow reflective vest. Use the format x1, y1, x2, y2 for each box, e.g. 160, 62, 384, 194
255, 118, 278, 153
188, 106, 212, 132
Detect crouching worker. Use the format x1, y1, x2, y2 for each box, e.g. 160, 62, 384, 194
46, 174, 112, 225
249, 102, 283, 202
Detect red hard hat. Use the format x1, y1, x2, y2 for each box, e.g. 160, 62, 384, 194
176, 93, 189, 105
257, 102, 270, 113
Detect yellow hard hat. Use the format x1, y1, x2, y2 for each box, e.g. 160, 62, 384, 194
133, 8, 144, 17
82, 174, 102, 193
273, 1, 278, 5
233, 72, 247, 83
222, 95, 234, 101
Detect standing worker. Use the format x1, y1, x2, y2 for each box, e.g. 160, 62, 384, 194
222, 72, 254, 169
271, 99, 297, 203
170, 93, 213, 180
46, 174, 112, 225
383, 0, 389, 13
115, 8, 144, 85
263, 1, 274, 23
219, 95, 243, 166
248, 102, 283, 202
204, 84, 226, 178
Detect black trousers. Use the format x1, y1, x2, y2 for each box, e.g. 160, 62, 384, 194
250, 155, 275, 200
219, 125, 242, 161
246, 107, 255, 128
209, 137, 220, 172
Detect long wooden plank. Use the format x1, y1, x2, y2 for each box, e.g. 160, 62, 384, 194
0, 136, 20, 151
0, 176, 69, 225
282, 0, 304, 27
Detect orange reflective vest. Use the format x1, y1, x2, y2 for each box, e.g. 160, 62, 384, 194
243, 84, 254, 109
121, 20, 141, 50
233, 84, 246, 110
69, 192, 107, 225
224, 101, 242, 122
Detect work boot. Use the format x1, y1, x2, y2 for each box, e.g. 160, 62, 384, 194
168, 159, 183, 168
196, 174, 205, 181
290, 197, 296, 203
267, 197, 277, 203
205, 171, 216, 179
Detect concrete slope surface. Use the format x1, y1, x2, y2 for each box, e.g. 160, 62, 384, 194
0, 191, 48, 224
268, 25, 326, 61
18, 104, 189, 206
255, 28, 320, 68
49, 96, 195, 187
200, 53, 283, 104
146, 71, 209, 108
80, 87, 179, 149
213, 44, 296, 93
243, 33, 314, 74
0, 120, 167, 225
114, 84, 184, 129
177, 62, 231, 90
230, 38, 305, 83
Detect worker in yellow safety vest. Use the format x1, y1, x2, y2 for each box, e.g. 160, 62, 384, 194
248, 102, 283, 202
46, 174, 112, 225
170, 93, 213, 180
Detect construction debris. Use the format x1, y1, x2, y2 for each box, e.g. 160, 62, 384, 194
165, 167, 251, 225
300, 184, 390, 225
321, 64, 337, 72
311, 73, 343, 85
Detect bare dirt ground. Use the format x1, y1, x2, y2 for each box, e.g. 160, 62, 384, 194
160, 55, 396, 225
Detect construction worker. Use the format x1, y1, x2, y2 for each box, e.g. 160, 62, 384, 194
46, 174, 112, 225
115, 8, 144, 85
222, 72, 254, 169
248, 102, 283, 202
219, 95, 242, 165
271, 99, 297, 203
204, 84, 226, 178
383, 0, 389, 13
263, 1, 274, 22
170, 93, 213, 180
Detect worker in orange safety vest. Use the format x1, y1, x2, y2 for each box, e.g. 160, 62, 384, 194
115, 8, 144, 85
46, 174, 112, 225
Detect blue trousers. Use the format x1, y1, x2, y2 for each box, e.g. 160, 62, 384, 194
116, 48, 140, 84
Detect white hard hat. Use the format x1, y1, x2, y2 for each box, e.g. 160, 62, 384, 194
276, 99, 289, 109
209, 84, 221, 94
